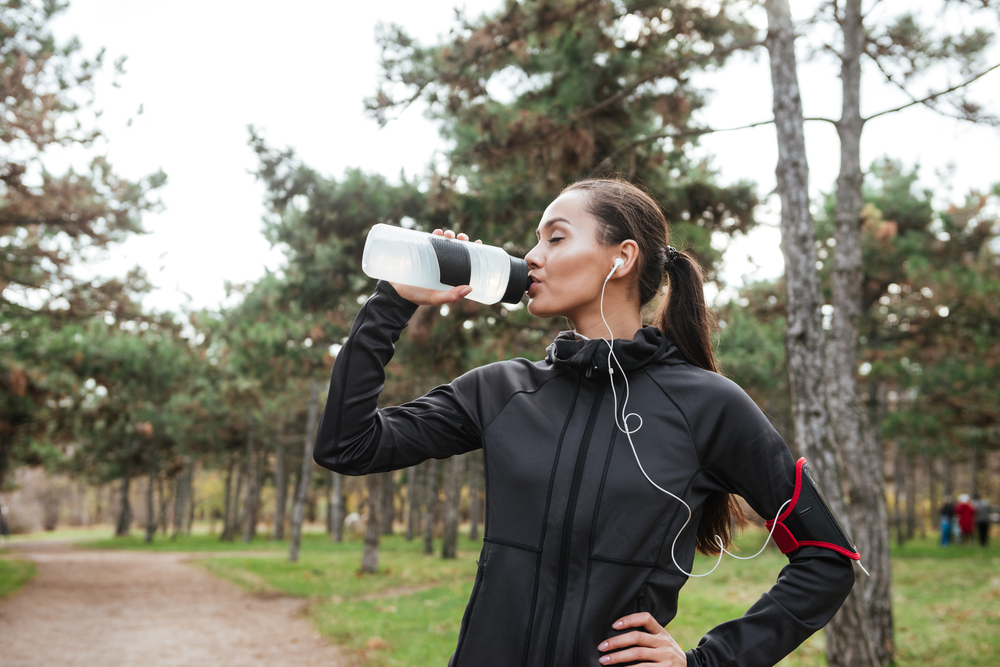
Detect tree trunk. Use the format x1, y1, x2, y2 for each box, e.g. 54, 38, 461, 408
923, 455, 934, 539
764, 3, 881, 666
220, 454, 236, 542
144, 473, 156, 543
892, 445, 906, 546
172, 469, 186, 539
442, 454, 464, 559
424, 458, 439, 555
274, 423, 287, 540
115, 475, 131, 537
234, 452, 248, 535
289, 378, 321, 562
242, 411, 259, 543
969, 443, 979, 498
825, 0, 894, 661
157, 475, 169, 536
331, 470, 344, 543
361, 473, 383, 573
382, 471, 396, 535
326, 469, 334, 534
905, 454, 917, 540
905, 454, 916, 540
0, 431, 12, 494
185, 466, 195, 535
942, 456, 954, 497
469, 450, 481, 541
406, 464, 421, 541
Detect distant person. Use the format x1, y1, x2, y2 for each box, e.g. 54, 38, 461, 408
955, 494, 976, 545
0, 505, 9, 538
973, 494, 992, 547
939, 495, 955, 546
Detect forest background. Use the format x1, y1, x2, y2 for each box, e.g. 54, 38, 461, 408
2, 1, 1000, 667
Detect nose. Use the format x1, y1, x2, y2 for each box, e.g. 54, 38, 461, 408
525, 242, 543, 270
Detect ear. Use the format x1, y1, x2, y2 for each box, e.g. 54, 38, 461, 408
611, 240, 640, 278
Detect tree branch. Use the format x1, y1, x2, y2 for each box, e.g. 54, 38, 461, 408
570, 39, 765, 123
587, 117, 836, 177
864, 61, 1000, 122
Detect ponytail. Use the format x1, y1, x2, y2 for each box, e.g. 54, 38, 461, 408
657, 250, 746, 554
655, 250, 718, 374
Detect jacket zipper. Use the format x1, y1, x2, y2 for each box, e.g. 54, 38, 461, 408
637, 584, 647, 613
542, 378, 607, 666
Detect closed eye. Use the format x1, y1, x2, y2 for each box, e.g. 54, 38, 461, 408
548, 237, 564, 244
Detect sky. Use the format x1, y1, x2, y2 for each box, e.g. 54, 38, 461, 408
44, 0, 1000, 313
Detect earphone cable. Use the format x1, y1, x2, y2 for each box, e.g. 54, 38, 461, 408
598, 263, 792, 578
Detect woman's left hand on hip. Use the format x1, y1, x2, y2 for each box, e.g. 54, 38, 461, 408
597, 612, 687, 666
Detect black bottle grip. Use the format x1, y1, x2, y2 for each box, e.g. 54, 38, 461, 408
429, 236, 472, 287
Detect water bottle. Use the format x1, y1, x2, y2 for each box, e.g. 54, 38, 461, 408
362, 223, 530, 305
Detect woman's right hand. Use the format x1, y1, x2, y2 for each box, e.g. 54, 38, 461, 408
390, 229, 481, 306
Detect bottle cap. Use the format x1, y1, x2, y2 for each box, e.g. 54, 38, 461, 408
502, 256, 531, 305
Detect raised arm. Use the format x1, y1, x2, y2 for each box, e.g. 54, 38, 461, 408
313, 280, 484, 476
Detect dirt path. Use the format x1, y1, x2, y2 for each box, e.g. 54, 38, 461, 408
0, 542, 348, 667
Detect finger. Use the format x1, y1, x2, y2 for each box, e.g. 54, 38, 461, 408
475, 239, 482, 244
612, 612, 664, 635
423, 285, 472, 306
457, 232, 470, 241
432, 228, 443, 235
426, 285, 472, 304
598, 646, 653, 665
598, 631, 662, 653
442, 229, 457, 238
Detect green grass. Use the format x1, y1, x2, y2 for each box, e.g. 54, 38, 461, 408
312, 579, 475, 667
0, 558, 37, 599
80, 529, 366, 553
90, 527, 1000, 667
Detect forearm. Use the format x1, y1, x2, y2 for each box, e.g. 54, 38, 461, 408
313, 281, 418, 475
685, 547, 855, 667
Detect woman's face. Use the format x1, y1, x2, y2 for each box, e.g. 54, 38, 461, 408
524, 190, 618, 321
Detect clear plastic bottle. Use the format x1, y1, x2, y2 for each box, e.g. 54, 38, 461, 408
362, 223, 530, 305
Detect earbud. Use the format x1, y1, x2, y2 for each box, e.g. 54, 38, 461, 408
612, 258, 624, 270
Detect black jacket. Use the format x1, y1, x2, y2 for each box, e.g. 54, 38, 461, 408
314, 281, 855, 667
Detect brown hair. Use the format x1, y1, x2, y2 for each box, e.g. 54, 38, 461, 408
561, 178, 748, 555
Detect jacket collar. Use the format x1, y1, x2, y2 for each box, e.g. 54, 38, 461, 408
544, 326, 685, 375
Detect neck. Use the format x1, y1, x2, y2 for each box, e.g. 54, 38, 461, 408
569, 292, 643, 341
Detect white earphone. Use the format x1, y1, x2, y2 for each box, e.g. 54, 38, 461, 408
612, 258, 624, 270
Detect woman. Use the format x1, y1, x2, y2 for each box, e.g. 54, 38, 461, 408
314, 179, 856, 667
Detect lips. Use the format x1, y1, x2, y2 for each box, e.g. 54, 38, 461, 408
527, 275, 541, 296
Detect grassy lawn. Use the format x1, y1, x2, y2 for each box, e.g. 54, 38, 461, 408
0, 557, 37, 600
82, 527, 999, 667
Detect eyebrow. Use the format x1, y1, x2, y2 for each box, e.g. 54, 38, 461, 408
535, 217, 572, 238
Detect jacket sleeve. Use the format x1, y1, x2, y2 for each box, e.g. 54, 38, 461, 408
683, 376, 856, 667
313, 281, 484, 476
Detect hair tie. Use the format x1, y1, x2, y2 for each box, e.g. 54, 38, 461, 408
663, 245, 679, 270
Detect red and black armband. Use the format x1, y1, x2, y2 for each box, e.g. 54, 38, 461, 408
765, 458, 860, 560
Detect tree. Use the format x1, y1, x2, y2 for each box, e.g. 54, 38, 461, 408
765, 1, 998, 663
1, 0, 164, 490
761, 9, 883, 667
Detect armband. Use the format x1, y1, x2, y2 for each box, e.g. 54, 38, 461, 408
765, 458, 860, 560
